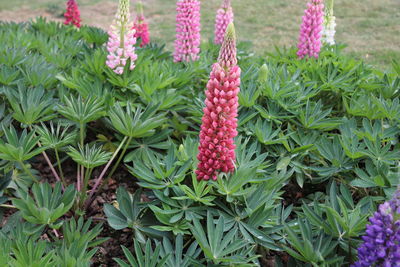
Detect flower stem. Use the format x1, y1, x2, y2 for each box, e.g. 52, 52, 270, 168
79, 123, 85, 147
28, 126, 62, 187
106, 136, 132, 182
86, 136, 128, 208
0, 204, 16, 209
55, 148, 66, 187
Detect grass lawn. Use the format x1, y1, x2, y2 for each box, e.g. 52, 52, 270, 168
0, 0, 399, 68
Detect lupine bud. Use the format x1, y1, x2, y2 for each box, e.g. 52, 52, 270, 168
132, 1, 150, 47
173, 0, 201, 62
258, 64, 269, 83
352, 188, 400, 267
297, 0, 324, 59
322, 0, 336, 46
64, 0, 81, 28
214, 0, 234, 45
106, 0, 137, 75
196, 23, 240, 181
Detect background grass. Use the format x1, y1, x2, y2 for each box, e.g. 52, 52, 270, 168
0, 0, 399, 68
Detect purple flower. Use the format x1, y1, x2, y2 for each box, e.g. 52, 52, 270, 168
352, 190, 400, 267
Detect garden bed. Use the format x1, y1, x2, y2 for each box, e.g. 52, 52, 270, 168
0, 18, 399, 266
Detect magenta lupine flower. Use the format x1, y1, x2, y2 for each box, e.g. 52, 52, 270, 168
173, 0, 201, 62
106, 0, 137, 75
196, 23, 240, 181
214, 0, 234, 45
64, 0, 81, 28
352, 189, 400, 267
297, 0, 324, 59
132, 1, 150, 48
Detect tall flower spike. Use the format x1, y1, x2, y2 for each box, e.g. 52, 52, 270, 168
106, 0, 138, 75
64, 0, 81, 28
297, 0, 324, 59
132, 1, 150, 48
173, 0, 201, 62
214, 0, 234, 45
352, 188, 400, 267
322, 0, 336, 46
196, 23, 240, 181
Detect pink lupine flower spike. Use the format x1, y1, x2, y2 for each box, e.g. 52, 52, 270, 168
297, 0, 324, 59
214, 0, 234, 45
64, 0, 81, 28
174, 0, 201, 62
106, 0, 138, 75
196, 23, 240, 181
132, 1, 150, 47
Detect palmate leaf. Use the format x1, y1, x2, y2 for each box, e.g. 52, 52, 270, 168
212, 166, 267, 203
149, 204, 192, 235
176, 174, 216, 206
302, 183, 369, 240
191, 211, 251, 265
35, 122, 78, 150
286, 126, 319, 154
0, 126, 45, 162
0, 64, 20, 86
67, 144, 111, 169
108, 102, 166, 138
12, 182, 76, 229
160, 235, 202, 267
5, 85, 56, 125
216, 177, 287, 249
372, 96, 400, 121
10, 238, 56, 267
350, 161, 392, 188
239, 81, 261, 107
299, 100, 342, 131
251, 119, 287, 145
311, 136, 353, 178
19, 57, 58, 89
235, 136, 270, 170
255, 101, 293, 124
62, 217, 108, 249
58, 94, 105, 125
283, 220, 342, 266
114, 239, 170, 267
127, 145, 191, 191
153, 189, 205, 222
124, 129, 172, 164
104, 187, 165, 242
361, 138, 400, 165
339, 118, 365, 159
355, 118, 399, 142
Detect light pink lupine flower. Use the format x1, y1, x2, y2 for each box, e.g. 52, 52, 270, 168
297, 0, 324, 59
64, 0, 81, 28
173, 0, 201, 62
196, 23, 240, 181
106, 0, 138, 74
214, 0, 234, 45
132, 1, 150, 47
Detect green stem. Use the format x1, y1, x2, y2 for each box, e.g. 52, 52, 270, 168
105, 136, 132, 182
83, 168, 93, 194
86, 136, 128, 207
0, 204, 16, 209
79, 167, 93, 208
79, 123, 85, 147
19, 161, 37, 182
55, 149, 66, 187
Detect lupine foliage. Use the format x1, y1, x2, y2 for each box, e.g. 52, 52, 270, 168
0, 19, 399, 266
